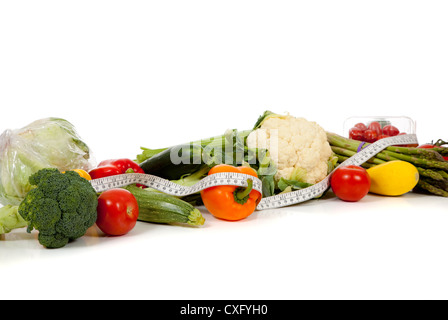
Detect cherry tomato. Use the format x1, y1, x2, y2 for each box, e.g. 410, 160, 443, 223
382, 125, 400, 136
363, 129, 378, 143
377, 134, 390, 140
330, 165, 371, 202
349, 127, 364, 141
354, 123, 367, 131
96, 189, 139, 236
368, 121, 382, 135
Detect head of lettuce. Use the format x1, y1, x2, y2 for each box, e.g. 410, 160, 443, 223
0, 118, 95, 206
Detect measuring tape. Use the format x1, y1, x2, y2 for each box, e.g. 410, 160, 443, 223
90, 171, 263, 197
90, 134, 418, 211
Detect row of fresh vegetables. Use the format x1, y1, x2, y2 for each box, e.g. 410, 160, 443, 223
0, 112, 446, 249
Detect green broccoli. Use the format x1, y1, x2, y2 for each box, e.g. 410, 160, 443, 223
18, 168, 98, 248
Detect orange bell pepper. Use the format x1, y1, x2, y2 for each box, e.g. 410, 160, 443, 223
200, 164, 262, 221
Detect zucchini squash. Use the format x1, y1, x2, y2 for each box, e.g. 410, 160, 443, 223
367, 160, 419, 196
122, 185, 205, 226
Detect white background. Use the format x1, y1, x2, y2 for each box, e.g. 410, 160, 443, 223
1, 0, 447, 300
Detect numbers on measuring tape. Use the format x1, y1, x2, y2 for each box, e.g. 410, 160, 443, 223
90, 134, 418, 211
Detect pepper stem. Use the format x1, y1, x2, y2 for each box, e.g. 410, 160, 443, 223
234, 179, 253, 205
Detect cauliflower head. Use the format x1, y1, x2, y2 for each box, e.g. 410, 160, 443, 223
247, 113, 333, 185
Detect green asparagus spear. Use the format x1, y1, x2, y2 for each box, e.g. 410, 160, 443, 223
327, 132, 448, 171
417, 179, 448, 197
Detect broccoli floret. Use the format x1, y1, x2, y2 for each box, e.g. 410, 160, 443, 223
18, 168, 98, 249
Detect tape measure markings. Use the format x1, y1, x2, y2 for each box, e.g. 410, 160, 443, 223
91, 171, 263, 197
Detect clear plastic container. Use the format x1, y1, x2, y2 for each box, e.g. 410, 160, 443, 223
343, 116, 416, 143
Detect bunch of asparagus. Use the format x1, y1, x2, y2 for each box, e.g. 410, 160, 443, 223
326, 132, 448, 197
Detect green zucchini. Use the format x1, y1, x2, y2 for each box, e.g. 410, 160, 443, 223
122, 185, 205, 226
139, 144, 205, 180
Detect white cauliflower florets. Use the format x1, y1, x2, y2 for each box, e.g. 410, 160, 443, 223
246, 114, 333, 184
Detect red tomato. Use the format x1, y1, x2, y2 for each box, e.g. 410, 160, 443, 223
418, 144, 435, 149
368, 121, 382, 135
363, 129, 378, 143
330, 165, 371, 202
354, 123, 368, 131
377, 134, 390, 140
382, 125, 400, 136
96, 189, 139, 236
349, 127, 364, 141
89, 165, 122, 180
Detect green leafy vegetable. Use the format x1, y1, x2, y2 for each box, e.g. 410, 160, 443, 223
0, 205, 27, 234
0, 118, 94, 206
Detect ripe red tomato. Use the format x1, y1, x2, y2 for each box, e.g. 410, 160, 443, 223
382, 125, 400, 136
96, 189, 139, 236
330, 165, 371, 202
368, 121, 382, 135
349, 127, 364, 141
377, 134, 390, 140
363, 129, 378, 143
354, 123, 368, 131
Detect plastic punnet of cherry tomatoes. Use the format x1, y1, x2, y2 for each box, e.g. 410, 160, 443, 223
368, 121, 382, 135
330, 165, 371, 202
96, 189, 139, 236
354, 122, 368, 131
363, 129, 378, 143
382, 125, 400, 137
349, 127, 364, 141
